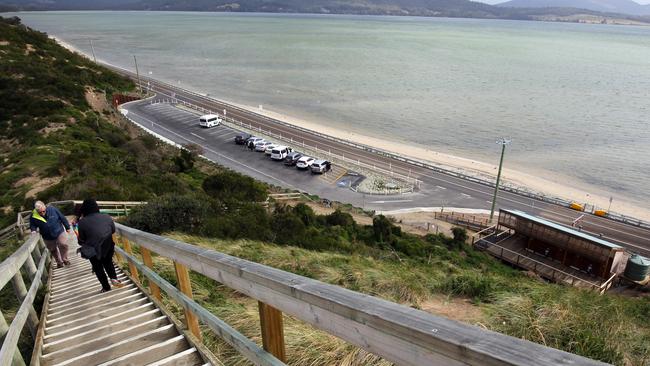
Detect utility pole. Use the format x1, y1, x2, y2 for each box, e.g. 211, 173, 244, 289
134, 55, 142, 96
489, 138, 512, 223
89, 39, 97, 63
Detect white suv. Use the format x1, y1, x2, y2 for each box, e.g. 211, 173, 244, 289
296, 156, 315, 170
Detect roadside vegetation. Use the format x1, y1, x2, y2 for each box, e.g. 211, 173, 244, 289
1, 16, 649, 366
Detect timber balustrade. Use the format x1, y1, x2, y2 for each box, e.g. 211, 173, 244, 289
115, 223, 608, 366
0, 234, 49, 365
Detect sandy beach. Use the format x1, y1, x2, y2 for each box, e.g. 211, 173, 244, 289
52, 36, 650, 222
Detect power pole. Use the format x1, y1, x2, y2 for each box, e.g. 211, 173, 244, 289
489, 138, 512, 223
134, 55, 142, 96
89, 39, 97, 63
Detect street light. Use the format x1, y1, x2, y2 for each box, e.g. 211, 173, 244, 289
489, 138, 512, 223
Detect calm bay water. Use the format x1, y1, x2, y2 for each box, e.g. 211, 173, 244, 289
10, 11, 650, 203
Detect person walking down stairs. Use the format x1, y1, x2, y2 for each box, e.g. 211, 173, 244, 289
30, 200, 71, 268
77, 198, 124, 293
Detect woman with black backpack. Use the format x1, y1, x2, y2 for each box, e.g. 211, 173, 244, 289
77, 198, 124, 293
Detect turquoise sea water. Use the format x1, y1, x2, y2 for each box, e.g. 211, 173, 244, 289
9, 11, 650, 203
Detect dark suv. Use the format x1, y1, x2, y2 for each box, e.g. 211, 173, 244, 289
234, 133, 252, 145
283, 152, 303, 166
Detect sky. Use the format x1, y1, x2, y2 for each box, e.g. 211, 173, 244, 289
473, 0, 650, 4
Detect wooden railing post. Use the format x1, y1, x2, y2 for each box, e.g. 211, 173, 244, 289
0, 310, 26, 366
10, 273, 39, 338
23, 252, 37, 282
258, 301, 286, 362
174, 261, 202, 341
112, 234, 125, 265
141, 247, 161, 301
122, 238, 139, 284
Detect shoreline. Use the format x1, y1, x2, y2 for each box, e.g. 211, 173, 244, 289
51, 36, 650, 222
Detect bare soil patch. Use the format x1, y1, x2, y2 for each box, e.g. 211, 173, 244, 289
420, 294, 484, 323
25, 176, 62, 198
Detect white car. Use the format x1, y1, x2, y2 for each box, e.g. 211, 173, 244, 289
255, 141, 273, 152
265, 145, 277, 155
199, 114, 222, 128
296, 156, 315, 169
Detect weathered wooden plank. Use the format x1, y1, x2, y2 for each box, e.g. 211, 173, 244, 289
258, 302, 286, 362
115, 247, 285, 366
140, 247, 161, 300
11, 272, 39, 338
0, 235, 39, 291
173, 261, 202, 341
0, 249, 47, 365
116, 224, 609, 366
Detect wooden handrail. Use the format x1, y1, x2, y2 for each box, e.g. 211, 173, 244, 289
115, 223, 608, 366
0, 236, 48, 365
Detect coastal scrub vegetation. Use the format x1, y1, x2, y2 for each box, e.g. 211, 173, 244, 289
0, 16, 210, 228
1, 16, 649, 366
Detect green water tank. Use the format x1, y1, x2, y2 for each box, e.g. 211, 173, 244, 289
624, 255, 650, 281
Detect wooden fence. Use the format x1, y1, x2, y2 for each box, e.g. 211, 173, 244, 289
434, 212, 491, 232
0, 235, 49, 365
114, 223, 608, 366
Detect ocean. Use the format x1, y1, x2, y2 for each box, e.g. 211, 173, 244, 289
9, 11, 650, 205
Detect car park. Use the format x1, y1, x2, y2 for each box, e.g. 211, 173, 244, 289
310, 160, 332, 174
283, 152, 303, 166
199, 114, 222, 128
255, 141, 273, 152
235, 133, 252, 145
271, 146, 292, 161
296, 156, 315, 169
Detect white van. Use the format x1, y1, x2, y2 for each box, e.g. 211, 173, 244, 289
270, 146, 292, 161
199, 114, 222, 128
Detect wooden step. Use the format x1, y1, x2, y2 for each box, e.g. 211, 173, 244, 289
48, 283, 136, 311
46, 292, 146, 325
144, 347, 205, 366
46, 297, 150, 329
41, 317, 172, 362
97, 335, 191, 365
44, 324, 179, 366
44, 302, 156, 340
43, 313, 167, 352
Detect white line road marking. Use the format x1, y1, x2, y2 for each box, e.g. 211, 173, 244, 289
436, 186, 447, 190
461, 193, 472, 198
190, 132, 205, 140
369, 200, 413, 204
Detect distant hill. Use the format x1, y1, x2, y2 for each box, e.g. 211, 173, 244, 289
1, 0, 650, 24
498, 0, 650, 16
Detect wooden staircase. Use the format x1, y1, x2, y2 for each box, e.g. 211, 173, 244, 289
37, 240, 209, 366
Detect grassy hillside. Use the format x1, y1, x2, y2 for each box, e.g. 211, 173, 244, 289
0, 16, 212, 228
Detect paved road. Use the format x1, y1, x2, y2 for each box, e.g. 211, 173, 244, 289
116, 69, 650, 256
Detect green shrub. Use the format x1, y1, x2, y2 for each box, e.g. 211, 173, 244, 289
202, 170, 267, 204
125, 195, 209, 234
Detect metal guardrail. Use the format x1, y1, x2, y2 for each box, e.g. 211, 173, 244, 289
127, 74, 650, 230
0, 235, 49, 365
115, 222, 608, 366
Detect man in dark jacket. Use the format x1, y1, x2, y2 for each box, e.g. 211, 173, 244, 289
30, 201, 71, 268
77, 198, 123, 293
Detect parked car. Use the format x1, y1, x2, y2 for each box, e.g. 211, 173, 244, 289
310, 160, 332, 174
255, 141, 273, 152
283, 152, 303, 166
265, 144, 277, 155
199, 114, 222, 128
271, 146, 292, 161
296, 156, 315, 170
235, 133, 252, 145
